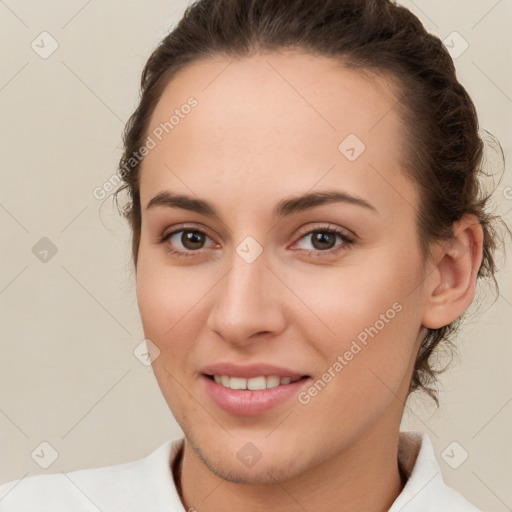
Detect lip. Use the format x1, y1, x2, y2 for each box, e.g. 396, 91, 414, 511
201, 374, 310, 416
200, 362, 307, 379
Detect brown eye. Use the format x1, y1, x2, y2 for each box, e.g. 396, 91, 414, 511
310, 231, 337, 250
179, 230, 206, 250
159, 227, 217, 257
295, 227, 352, 254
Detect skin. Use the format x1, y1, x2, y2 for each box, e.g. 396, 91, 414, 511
134, 51, 483, 512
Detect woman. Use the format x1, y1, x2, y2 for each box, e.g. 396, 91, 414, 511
0, 0, 503, 510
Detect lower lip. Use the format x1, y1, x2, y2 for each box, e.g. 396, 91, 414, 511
201, 375, 310, 416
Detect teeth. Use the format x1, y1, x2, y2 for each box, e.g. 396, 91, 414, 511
229, 377, 247, 390
211, 375, 302, 390
247, 376, 266, 390
266, 375, 281, 388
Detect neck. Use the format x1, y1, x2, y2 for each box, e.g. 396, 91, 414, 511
174, 424, 406, 512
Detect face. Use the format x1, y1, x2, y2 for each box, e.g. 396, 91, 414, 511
135, 51, 430, 484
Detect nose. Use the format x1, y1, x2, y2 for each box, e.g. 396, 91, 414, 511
206, 247, 287, 346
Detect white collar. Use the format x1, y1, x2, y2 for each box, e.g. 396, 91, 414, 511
150, 430, 482, 511
0, 430, 482, 511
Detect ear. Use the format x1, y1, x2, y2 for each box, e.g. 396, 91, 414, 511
422, 214, 484, 329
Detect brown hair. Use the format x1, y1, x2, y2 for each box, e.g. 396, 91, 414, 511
114, 0, 503, 405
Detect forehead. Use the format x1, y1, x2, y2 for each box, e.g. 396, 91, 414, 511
139, 51, 417, 218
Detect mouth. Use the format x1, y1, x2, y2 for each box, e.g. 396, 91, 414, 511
204, 374, 306, 390
201, 372, 311, 416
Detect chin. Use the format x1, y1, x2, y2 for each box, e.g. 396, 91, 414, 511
202, 455, 306, 485
188, 434, 308, 485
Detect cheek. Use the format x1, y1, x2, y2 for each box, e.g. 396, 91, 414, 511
289, 286, 420, 441
135, 254, 210, 411
292, 254, 420, 341
135, 249, 210, 340
288, 248, 424, 389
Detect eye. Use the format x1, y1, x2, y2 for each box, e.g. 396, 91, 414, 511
293, 224, 354, 256
158, 226, 216, 257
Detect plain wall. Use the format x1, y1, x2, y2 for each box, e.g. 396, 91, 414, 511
0, 1, 511, 510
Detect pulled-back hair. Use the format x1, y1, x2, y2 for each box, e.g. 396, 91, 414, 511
114, 0, 502, 405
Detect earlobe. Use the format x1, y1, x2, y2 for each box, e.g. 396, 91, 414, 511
422, 215, 484, 329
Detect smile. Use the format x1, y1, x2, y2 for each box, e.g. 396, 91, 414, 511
208, 374, 303, 390
202, 373, 310, 416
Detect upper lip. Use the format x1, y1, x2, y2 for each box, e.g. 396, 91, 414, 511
201, 362, 308, 379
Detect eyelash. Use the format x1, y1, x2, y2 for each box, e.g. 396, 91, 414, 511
157, 224, 355, 258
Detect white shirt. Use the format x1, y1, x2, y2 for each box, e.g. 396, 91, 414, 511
0, 430, 482, 511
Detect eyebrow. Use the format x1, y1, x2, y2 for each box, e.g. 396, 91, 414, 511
145, 190, 378, 218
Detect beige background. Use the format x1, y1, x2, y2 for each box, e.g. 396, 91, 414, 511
0, 0, 511, 510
